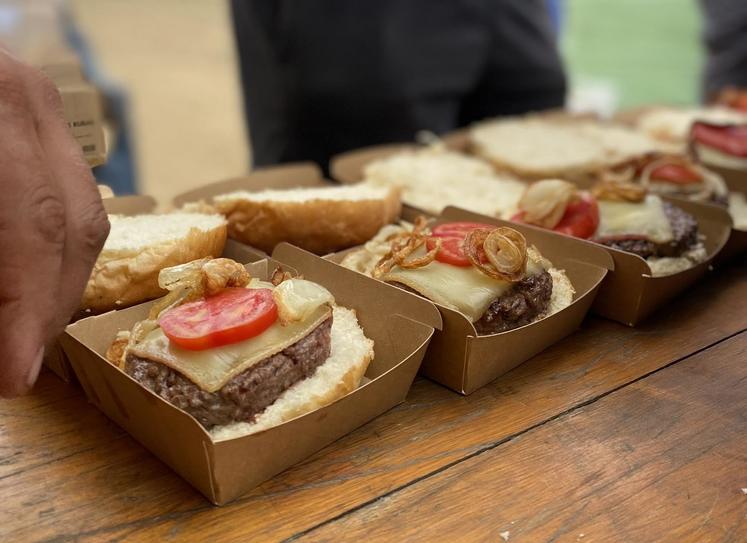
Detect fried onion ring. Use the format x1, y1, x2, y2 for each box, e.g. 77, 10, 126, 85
373, 216, 438, 278
591, 180, 647, 203
464, 227, 527, 282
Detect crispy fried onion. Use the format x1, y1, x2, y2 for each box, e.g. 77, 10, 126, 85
518, 179, 579, 228
464, 227, 527, 282
117, 258, 253, 366
591, 180, 647, 203
372, 216, 438, 278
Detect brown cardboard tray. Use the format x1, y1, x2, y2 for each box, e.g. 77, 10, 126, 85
585, 197, 731, 325
330, 206, 612, 394
60, 244, 441, 505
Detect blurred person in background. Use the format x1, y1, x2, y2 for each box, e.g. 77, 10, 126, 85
230, 0, 566, 172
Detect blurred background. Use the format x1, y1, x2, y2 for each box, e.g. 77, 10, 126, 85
6, 0, 705, 202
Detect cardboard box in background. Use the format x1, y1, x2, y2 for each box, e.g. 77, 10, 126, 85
61, 245, 441, 504
0, 0, 108, 167
330, 206, 612, 394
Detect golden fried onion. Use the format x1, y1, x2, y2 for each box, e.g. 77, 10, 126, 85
518, 179, 579, 229
373, 215, 439, 278
464, 227, 527, 282
591, 180, 647, 203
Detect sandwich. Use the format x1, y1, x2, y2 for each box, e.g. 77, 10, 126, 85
689, 121, 747, 171
209, 184, 400, 255
468, 115, 665, 180
361, 144, 527, 217
106, 257, 374, 440
596, 152, 729, 207
510, 179, 708, 275
82, 212, 228, 313
633, 106, 747, 150
342, 218, 574, 335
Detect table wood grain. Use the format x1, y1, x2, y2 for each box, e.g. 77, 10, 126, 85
0, 258, 745, 542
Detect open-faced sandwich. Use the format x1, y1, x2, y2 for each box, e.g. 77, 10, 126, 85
361, 144, 527, 217
205, 184, 401, 255
689, 120, 747, 172
468, 115, 665, 181
595, 152, 729, 207
106, 257, 374, 440
83, 212, 228, 313
632, 106, 747, 151
342, 218, 574, 335
510, 179, 708, 276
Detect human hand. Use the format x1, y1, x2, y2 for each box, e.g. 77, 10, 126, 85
0, 50, 109, 397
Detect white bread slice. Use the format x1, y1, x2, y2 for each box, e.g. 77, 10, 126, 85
646, 242, 708, 276
213, 184, 401, 254
82, 212, 227, 312
469, 117, 666, 180
211, 306, 374, 440
546, 268, 575, 317
362, 145, 527, 217
635, 106, 747, 146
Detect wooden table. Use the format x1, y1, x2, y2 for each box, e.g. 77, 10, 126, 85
2, 257, 746, 542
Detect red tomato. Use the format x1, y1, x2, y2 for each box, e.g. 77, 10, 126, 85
426, 222, 494, 266
511, 194, 599, 239
159, 288, 278, 351
426, 236, 471, 266
649, 163, 702, 184
553, 194, 600, 239
691, 122, 747, 157
431, 222, 495, 239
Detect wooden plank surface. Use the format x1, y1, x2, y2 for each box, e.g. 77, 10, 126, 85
0, 258, 745, 542
300, 332, 747, 543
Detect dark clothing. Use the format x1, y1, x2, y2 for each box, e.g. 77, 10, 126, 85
700, 0, 747, 98
231, 0, 566, 171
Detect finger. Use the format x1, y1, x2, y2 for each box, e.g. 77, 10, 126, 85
0, 53, 68, 397
22, 59, 110, 331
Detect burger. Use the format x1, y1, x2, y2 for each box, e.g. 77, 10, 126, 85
595, 152, 729, 207
107, 258, 374, 440
341, 219, 575, 335
509, 179, 707, 276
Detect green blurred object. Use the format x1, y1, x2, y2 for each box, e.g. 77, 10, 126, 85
563, 0, 703, 108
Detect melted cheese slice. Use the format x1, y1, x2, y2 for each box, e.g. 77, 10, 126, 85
383, 249, 548, 322
597, 195, 673, 244
129, 305, 332, 393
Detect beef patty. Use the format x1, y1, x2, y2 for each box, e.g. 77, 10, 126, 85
596, 202, 699, 259
473, 270, 553, 335
389, 269, 553, 336
125, 316, 333, 430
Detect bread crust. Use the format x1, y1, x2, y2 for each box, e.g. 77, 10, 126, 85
81, 224, 227, 312
215, 188, 401, 254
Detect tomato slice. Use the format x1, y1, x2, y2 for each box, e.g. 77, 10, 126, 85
691, 121, 747, 157
649, 163, 702, 184
426, 222, 494, 266
426, 236, 471, 266
511, 194, 599, 239
159, 288, 278, 351
553, 194, 600, 239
